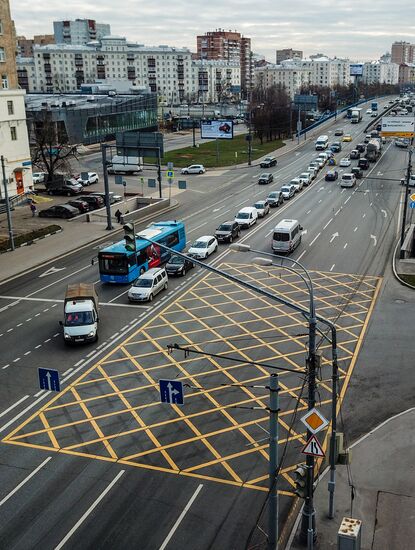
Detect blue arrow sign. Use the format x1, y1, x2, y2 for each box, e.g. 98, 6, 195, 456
410, 201, 415, 209
38, 368, 61, 392
159, 379, 184, 405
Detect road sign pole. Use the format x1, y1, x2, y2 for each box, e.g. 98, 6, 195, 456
268, 373, 280, 550
400, 148, 413, 259
101, 145, 113, 230
1, 155, 15, 251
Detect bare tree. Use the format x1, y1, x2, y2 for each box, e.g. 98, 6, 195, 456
250, 83, 291, 143
29, 111, 78, 186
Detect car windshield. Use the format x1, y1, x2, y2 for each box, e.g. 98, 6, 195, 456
218, 224, 232, 231
192, 241, 208, 248
65, 311, 94, 326
237, 213, 249, 219
169, 256, 183, 264
260, 174, 268, 178
133, 278, 153, 287
343, 175, 352, 180
254, 203, 264, 209
300, 174, 308, 178
281, 187, 290, 192
268, 193, 277, 198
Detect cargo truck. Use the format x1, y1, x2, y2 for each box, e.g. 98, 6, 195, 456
366, 139, 381, 162
351, 108, 362, 123
60, 284, 99, 344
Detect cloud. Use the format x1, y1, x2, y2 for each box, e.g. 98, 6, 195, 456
10, 0, 415, 61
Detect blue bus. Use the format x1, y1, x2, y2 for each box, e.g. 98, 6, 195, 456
98, 221, 186, 283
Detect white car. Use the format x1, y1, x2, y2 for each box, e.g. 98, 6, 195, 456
307, 166, 318, 179
290, 177, 303, 192
341, 173, 356, 188
280, 185, 296, 199
32, 172, 46, 184
127, 267, 168, 302
308, 162, 320, 173
339, 157, 351, 167
181, 164, 206, 175
366, 109, 373, 114
187, 235, 218, 259
253, 200, 270, 218
77, 172, 99, 185
314, 157, 325, 169
299, 172, 312, 186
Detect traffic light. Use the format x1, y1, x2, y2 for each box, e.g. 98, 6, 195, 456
123, 222, 136, 252
293, 464, 308, 499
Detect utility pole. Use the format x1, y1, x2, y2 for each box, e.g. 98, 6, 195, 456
1, 155, 15, 251
399, 148, 413, 259
100, 145, 113, 230
268, 373, 280, 550
297, 105, 301, 145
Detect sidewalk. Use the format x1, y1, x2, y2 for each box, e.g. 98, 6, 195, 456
287, 408, 415, 549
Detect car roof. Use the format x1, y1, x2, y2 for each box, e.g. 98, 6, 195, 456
141, 267, 165, 278
218, 220, 235, 225
193, 235, 213, 242
260, 172, 271, 176
254, 200, 266, 206
274, 219, 300, 230
237, 207, 256, 213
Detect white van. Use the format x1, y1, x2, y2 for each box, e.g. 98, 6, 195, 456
235, 206, 258, 229
108, 155, 142, 174
272, 219, 303, 254
315, 135, 329, 151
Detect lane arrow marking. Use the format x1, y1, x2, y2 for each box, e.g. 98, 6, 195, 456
39, 266, 66, 278
330, 232, 339, 243
381, 209, 387, 218
371, 235, 377, 246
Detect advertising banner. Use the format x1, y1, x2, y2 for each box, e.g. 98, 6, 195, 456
381, 117, 415, 137
200, 120, 234, 139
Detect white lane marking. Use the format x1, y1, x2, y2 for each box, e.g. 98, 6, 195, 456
26, 318, 32, 322
2, 365, 10, 370
369, 202, 373, 207
39, 266, 66, 278
354, 226, 358, 232
51, 304, 58, 308
158, 484, 204, 550
0, 456, 52, 508
309, 232, 321, 247
24, 351, 31, 356
44, 338, 51, 344
63, 367, 73, 376
330, 264, 335, 272
343, 243, 348, 249
371, 235, 377, 246
330, 232, 339, 243
362, 213, 366, 219
34, 390, 44, 398
0, 395, 29, 419
318, 199, 322, 204
35, 345, 41, 349
306, 209, 312, 215
54, 470, 126, 550
341, 189, 345, 194
74, 360, 83, 367
6, 329, 13, 333
214, 209, 230, 219
13, 358, 20, 363
108, 289, 129, 303
35, 313, 40, 317
265, 229, 273, 237
334, 208, 341, 216
296, 250, 306, 262
323, 218, 333, 230
381, 209, 387, 218
43, 308, 49, 313
0, 296, 62, 305
16, 323, 22, 327
187, 221, 207, 234
344, 196, 351, 204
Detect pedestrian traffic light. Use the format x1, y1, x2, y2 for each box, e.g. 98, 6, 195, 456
293, 464, 308, 499
123, 222, 136, 252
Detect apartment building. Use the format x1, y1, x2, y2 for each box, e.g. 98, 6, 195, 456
53, 19, 111, 45
398, 64, 415, 86
196, 29, 251, 95
391, 41, 415, 64
191, 60, 241, 103
362, 61, 399, 85
17, 35, 54, 57
276, 48, 303, 64
0, 0, 17, 89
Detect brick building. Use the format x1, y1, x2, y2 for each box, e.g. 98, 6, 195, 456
0, 0, 17, 88
391, 41, 415, 64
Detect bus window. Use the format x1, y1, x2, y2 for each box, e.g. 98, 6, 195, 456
99, 253, 128, 274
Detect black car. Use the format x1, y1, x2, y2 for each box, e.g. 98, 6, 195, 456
325, 170, 338, 181
39, 204, 78, 219
266, 191, 284, 207
67, 199, 90, 213
260, 156, 277, 168
358, 158, 370, 170
349, 150, 360, 160
330, 142, 342, 153
258, 172, 273, 185
351, 167, 364, 179
90, 192, 122, 206
215, 220, 241, 243
165, 255, 194, 276
356, 143, 366, 153
78, 195, 105, 209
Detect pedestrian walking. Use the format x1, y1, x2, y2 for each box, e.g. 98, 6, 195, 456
30, 202, 37, 217
115, 209, 122, 224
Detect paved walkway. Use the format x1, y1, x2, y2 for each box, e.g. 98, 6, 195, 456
287, 408, 415, 550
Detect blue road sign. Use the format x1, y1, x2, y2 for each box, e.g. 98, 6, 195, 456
178, 180, 187, 190
167, 170, 174, 178
38, 368, 61, 392
148, 178, 156, 188
410, 201, 415, 209
159, 379, 184, 405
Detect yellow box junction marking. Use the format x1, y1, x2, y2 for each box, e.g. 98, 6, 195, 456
3, 264, 381, 495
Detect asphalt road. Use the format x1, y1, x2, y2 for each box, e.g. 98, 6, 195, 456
0, 99, 413, 549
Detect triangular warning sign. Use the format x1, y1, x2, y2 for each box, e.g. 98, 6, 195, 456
301, 435, 325, 458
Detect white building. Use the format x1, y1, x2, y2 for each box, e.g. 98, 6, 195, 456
0, 89, 32, 199
254, 57, 351, 99
362, 61, 399, 85
191, 60, 241, 103
17, 36, 240, 104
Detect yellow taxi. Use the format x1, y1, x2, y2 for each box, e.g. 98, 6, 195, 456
342, 134, 353, 142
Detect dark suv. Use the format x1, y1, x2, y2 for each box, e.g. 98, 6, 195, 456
79, 195, 104, 209
266, 190, 284, 207
258, 172, 273, 185
260, 156, 277, 168
351, 167, 363, 179
358, 158, 370, 170
47, 178, 83, 196
215, 220, 241, 243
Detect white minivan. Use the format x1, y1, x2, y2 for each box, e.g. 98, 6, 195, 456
128, 267, 168, 302
235, 206, 258, 229
315, 135, 329, 151
272, 219, 303, 254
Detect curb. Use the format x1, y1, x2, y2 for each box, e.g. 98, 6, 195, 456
0, 199, 179, 285
391, 237, 415, 289
0, 228, 63, 254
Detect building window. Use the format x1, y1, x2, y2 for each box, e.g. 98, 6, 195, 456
10, 126, 17, 140
0, 47, 5, 62
2, 74, 8, 89
0, 20, 3, 35
7, 100, 13, 115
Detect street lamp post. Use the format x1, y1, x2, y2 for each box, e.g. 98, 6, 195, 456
1, 155, 15, 251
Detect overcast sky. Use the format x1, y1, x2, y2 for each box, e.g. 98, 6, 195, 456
11, 0, 415, 62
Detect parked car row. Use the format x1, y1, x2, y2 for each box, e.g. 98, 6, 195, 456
38, 192, 119, 219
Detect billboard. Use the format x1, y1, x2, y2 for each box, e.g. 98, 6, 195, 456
350, 64, 363, 76
294, 94, 318, 109
200, 119, 234, 139
381, 117, 415, 137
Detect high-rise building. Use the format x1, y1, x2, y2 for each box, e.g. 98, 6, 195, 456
17, 35, 55, 57
196, 29, 252, 96
53, 19, 111, 45
0, 0, 32, 199
0, 0, 17, 89
276, 48, 303, 64
391, 41, 415, 64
